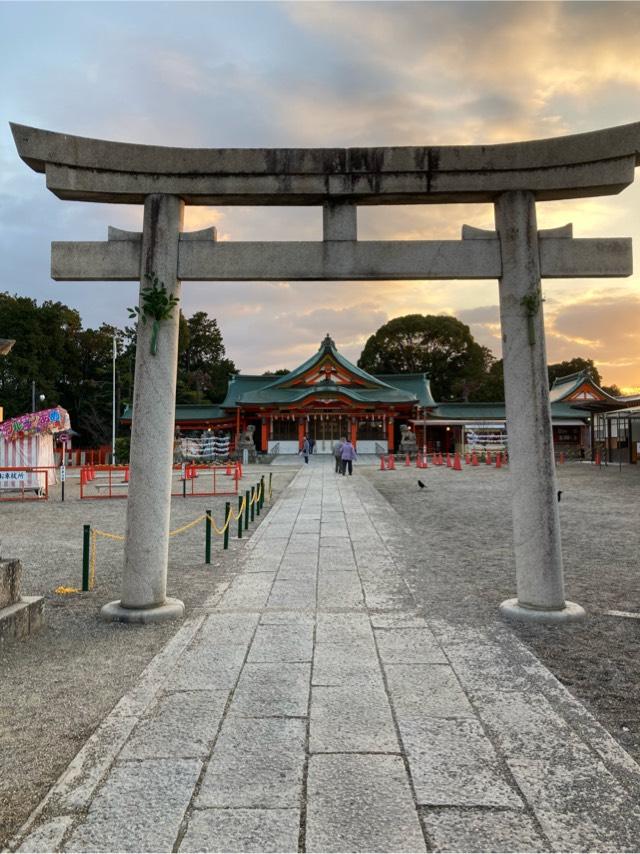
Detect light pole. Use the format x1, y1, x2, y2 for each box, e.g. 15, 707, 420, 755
112, 335, 117, 466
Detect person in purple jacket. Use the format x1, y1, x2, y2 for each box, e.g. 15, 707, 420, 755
340, 439, 357, 476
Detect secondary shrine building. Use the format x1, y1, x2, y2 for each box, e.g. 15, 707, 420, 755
122, 334, 636, 457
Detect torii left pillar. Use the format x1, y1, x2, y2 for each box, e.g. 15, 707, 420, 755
102, 195, 185, 623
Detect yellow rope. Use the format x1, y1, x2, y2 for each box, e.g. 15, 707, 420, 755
169, 514, 207, 537
229, 496, 247, 521
87, 497, 246, 589
89, 530, 97, 590
210, 508, 232, 536
250, 482, 262, 505
93, 529, 125, 541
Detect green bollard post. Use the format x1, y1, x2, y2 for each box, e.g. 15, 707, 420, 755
250, 486, 255, 523
237, 495, 243, 539
205, 509, 212, 564
223, 502, 230, 550
256, 482, 261, 517
268, 472, 272, 502
245, 489, 250, 529
82, 524, 91, 592
260, 475, 265, 510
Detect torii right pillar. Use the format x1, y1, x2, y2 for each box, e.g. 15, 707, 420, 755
495, 190, 585, 622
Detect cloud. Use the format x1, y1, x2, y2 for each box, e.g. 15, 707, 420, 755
2, 0, 640, 392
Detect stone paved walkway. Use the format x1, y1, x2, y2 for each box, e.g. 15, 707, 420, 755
11, 462, 640, 852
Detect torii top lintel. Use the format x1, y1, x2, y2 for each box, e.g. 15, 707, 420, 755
10, 122, 640, 205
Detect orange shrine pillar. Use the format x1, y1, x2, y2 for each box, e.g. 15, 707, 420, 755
350, 419, 357, 448
298, 419, 305, 450
387, 417, 395, 452
261, 417, 268, 452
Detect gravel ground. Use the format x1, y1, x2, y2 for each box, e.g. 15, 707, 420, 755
0, 465, 297, 848
362, 460, 640, 765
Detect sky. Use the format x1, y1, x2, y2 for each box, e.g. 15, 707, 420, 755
1, 0, 639, 391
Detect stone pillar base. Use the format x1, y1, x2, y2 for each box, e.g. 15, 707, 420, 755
100, 597, 184, 624
499, 598, 586, 624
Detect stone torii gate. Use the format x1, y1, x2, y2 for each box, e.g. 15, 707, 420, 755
11, 122, 639, 624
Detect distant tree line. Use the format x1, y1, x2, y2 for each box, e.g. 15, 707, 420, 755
358, 314, 622, 402
0, 296, 621, 446
0, 293, 236, 447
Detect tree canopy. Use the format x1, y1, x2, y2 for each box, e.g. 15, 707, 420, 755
358, 314, 492, 401
0, 292, 235, 446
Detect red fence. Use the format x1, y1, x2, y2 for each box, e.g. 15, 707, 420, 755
78, 462, 241, 499
0, 467, 49, 501
171, 463, 240, 497
56, 445, 112, 467
79, 465, 130, 500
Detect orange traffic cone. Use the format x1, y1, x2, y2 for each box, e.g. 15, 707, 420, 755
471, 451, 479, 466
405, 454, 411, 466
446, 452, 452, 468
465, 453, 471, 465
380, 455, 386, 471
595, 451, 601, 466
495, 453, 502, 468
486, 450, 492, 465
388, 455, 396, 470
124, 466, 130, 482
453, 452, 462, 471
559, 452, 565, 465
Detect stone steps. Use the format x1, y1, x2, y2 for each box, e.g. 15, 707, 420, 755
0, 557, 45, 645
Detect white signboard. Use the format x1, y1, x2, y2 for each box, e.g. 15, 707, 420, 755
0, 470, 26, 481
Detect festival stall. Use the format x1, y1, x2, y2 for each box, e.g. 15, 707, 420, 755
0, 407, 71, 492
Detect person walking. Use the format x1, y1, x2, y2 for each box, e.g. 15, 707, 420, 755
300, 435, 311, 464
340, 438, 357, 476
333, 436, 345, 473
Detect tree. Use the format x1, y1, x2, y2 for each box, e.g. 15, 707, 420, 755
471, 359, 505, 402
358, 314, 492, 401
179, 312, 236, 403
262, 369, 290, 376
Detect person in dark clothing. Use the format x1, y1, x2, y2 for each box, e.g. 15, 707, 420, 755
300, 435, 310, 464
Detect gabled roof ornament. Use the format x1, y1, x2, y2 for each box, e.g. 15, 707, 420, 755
321, 333, 336, 352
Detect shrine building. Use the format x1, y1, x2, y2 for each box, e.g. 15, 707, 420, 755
123, 334, 637, 457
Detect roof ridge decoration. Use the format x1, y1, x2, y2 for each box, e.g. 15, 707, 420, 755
259, 334, 397, 392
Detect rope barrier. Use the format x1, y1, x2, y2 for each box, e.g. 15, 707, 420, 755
169, 514, 207, 537
229, 495, 247, 521
82, 478, 268, 590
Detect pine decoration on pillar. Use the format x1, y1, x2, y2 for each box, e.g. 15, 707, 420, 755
128, 272, 180, 355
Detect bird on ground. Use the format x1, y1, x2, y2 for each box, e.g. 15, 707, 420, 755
418, 480, 426, 489
557, 490, 563, 502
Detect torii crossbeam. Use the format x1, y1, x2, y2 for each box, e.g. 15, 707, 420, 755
11, 121, 639, 624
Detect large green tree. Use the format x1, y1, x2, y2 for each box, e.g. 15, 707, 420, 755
0, 292, 235, 444
358, 314, 492, 401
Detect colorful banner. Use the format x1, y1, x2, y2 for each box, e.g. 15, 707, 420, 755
0, 406, 71, 441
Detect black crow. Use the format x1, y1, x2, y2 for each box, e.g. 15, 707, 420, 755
418, 480, 426, 489
557, 490, 563, 502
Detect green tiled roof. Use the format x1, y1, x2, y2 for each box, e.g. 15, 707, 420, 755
265, 334, 391, 391
121, 403, 226, 421
429, 402, 590, 421
374, 374, 436, 407
220, 375, 275, 408
549, 371, 620, 405
218, 336, 433, 408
